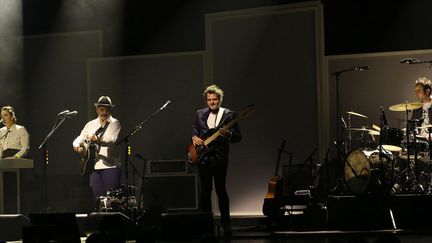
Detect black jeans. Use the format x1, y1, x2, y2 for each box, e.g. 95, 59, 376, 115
198, 161, 230, 227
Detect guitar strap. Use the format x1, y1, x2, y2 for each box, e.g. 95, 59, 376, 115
95, 122, 110, 158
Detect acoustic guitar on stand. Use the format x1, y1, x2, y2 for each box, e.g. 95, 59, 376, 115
186, 104, 255, 165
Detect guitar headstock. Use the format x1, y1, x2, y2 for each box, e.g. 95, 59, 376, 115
239, 104, 255, 118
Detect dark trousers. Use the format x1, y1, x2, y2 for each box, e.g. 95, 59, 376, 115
198, 162, 230, 227
90, 168, 121, 199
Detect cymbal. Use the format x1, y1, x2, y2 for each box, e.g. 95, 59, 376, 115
346, 128, 375, 133
372, 124, 381, 131
417, 124, 432, 129
389, 102, 422, 111
347, 111, 368, 118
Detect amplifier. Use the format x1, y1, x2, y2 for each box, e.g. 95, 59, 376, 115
147, 159, 187, 174
141, 174, 198, 211
282, 164, 312, 197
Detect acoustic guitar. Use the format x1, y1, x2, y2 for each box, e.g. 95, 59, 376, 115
186, 104, 255, 166
262, 139, 291, 217
78, 139, 98, 176
78, 124, 108, 176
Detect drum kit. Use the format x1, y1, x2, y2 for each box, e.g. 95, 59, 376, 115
96, 185, 138, 213
339, 101, 432, 195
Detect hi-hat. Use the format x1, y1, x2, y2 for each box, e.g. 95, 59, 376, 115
389, 102, 422, 111
347, 111, 368, 118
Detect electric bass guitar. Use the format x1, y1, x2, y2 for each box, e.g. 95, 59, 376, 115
186, 104, 255, 165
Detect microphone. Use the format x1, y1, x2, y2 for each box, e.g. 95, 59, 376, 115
160, 100, 171, 110
353, 66, 369, 71
380, 106, 388, 126
64, 111, 78, 118
58, 110, 70, 116
400, 57, 420, 64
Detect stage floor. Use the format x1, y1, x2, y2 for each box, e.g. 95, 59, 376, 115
7, 193, 432, 242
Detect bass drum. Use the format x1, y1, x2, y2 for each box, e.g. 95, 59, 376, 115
344, 149, 392, 194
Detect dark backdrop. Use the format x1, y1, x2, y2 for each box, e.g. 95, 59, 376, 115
2, 0, 432, 214
21, 0, 432, 56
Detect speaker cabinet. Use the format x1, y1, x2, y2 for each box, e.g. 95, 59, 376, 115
141, 174, 198, 210
85, 212, 136, 240
327, 196, 392, 230
282, 164, 312, 196
147, 159, 187, 174
23, 213, 80, 243
0, 214, 29, 241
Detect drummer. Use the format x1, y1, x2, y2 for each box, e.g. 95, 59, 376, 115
412, 77, 432, 139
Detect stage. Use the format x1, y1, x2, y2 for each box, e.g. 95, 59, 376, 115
1, 193, 432, 242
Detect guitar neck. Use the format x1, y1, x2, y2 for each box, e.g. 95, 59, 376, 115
203, 117, 239, 146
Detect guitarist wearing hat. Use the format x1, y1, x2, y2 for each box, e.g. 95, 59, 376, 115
191, 84, 241, 237
73, 96, 121, 200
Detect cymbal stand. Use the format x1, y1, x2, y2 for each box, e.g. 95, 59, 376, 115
346, 113, 352, 149
405, 108, 421, 192
427, 128, 432, 193
378, 108, 387, 193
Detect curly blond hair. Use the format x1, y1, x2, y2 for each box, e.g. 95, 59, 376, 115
203, 84, 224, 104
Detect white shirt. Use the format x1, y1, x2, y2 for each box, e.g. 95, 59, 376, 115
0, 124, 30, 158
420, 100, 432, 137
73, 116, 121, 169
207, 108, 225, 129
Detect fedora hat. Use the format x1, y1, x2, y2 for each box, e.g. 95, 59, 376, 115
94, 96, 115, 107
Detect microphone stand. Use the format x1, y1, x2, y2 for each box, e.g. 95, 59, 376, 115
378, 107, 386, 194
37, 114, 69, 213
133, 154, 147, 213
115, 100, 171, 220
330, 67, 365, 195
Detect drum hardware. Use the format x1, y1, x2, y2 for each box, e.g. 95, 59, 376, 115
329, 140, 349, 195
344, 111, 369, 150
96, 185, 138, 213
387, 101, 425, 193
